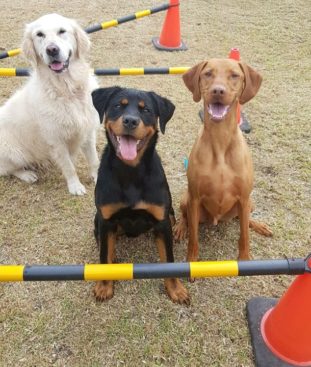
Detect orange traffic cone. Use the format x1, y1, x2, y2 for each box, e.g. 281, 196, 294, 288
229, 47, 240, 61
260, 272, 311, 366
228, 48, 241, 124
152, 0, 187, 51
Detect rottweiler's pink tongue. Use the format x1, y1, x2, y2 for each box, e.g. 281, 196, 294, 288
119, 136, 137, 160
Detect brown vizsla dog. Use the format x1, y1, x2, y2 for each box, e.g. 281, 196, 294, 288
174, 58, 272, 263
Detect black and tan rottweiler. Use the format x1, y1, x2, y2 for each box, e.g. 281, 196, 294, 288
91, 86, 190, 305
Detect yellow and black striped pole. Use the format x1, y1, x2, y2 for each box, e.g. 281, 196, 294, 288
0, 68, 29, 76
85, 3, 170, 33
0, 48, 21, 60
0, 256, 310, 282
95, 67, 190, 76
0, 67, 190, 77
0, 2, 172, 60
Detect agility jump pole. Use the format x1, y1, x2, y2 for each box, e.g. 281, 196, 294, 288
0, 67, 190, 77
1, 255, 310, 282
0, 2, 174, 60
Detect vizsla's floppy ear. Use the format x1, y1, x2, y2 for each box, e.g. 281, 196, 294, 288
91, 87, 122, 123
182, 61, 208, 102
22, 25, 38, 67
149, 92, 175, 134
238, 62, 263, 104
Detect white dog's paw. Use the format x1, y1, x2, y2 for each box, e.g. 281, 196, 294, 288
13, 169, 38, 183
89, 161, 99, 184
91, 171, 98, 184
68, 180, 86, 196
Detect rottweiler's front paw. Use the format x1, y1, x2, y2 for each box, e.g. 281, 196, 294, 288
93, 280, 114, 301
165, 278, 190, 305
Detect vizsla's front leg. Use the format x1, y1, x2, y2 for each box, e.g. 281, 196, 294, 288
186, 197, 200, 263
237, 200, 251, 260
173, 190, 188, 241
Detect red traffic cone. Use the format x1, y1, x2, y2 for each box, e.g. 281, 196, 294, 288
228, 48, 241, 124
261, 272, 311, 366
152, 0, 187, 51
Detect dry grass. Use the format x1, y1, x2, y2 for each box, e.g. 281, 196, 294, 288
0, 0, 310, 366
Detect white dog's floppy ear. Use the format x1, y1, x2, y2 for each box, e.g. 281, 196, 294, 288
73, 20, 90, 59
22, 25, 38, 67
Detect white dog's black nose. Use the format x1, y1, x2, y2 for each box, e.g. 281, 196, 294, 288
46, 43, 60, 57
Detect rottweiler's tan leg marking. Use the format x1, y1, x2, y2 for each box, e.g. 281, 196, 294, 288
94, 232, 116, 301
156, 235, 190, 305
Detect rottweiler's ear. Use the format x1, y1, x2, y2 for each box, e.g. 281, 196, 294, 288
149, 92, 175, 134
91, 87, 122, 123
238, 62, 262, 104
182, 61, 208, 102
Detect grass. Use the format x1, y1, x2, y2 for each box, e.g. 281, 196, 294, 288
0, 0, 310, 366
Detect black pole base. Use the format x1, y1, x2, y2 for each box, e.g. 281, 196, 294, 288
152, 37, 187, 51
246, 297, 302, 367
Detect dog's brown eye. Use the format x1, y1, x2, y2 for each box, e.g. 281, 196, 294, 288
231, 73, 240, 79
58, 29, 66, 35
36, 31, 45, 38
114, 104, 121, 109
143, 107, 150, 113
205, 70, 213, 77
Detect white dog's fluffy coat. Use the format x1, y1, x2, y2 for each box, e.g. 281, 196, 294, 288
0, 14, 100, 195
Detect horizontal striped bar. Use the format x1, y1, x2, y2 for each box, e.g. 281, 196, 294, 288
0, 68, 30, 76
0, 67, 190, 77
0, 48, 22, 59
0, 3, 171, 59
86, 3, 170, 33
0, 257, 309, 282
95, 67, 191, 76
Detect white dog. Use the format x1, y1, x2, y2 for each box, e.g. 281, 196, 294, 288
0, 14, 100, 195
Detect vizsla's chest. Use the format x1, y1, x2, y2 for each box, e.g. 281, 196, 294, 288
189, 161, 246, 223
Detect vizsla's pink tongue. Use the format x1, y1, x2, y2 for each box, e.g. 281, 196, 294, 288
119, 136, 137, 160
